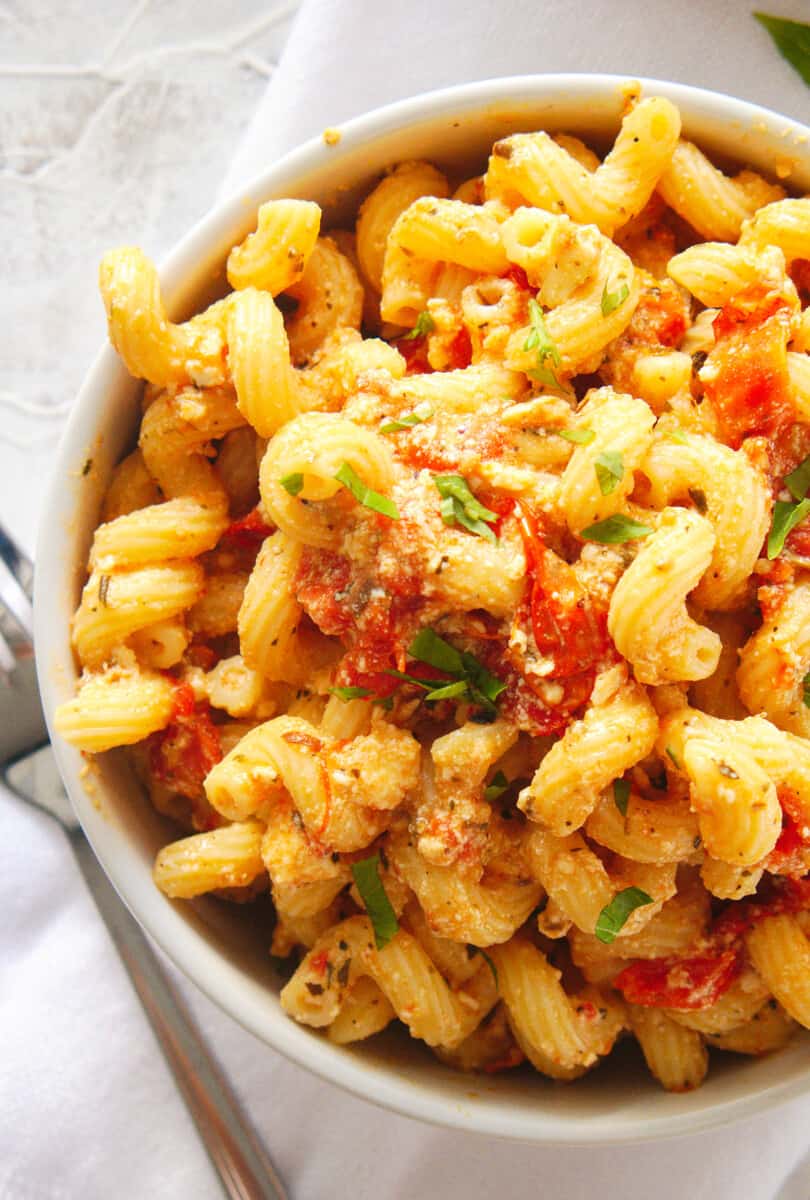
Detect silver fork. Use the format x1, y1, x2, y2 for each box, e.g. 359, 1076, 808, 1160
0, 525, 288, 1200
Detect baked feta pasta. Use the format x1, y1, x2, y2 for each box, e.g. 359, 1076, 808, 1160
56, 88, 810, 1091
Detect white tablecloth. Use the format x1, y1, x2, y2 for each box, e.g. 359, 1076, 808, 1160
3, 2, 810, 1196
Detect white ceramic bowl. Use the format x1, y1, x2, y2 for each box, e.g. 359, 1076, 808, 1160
35, 74, 810, 1144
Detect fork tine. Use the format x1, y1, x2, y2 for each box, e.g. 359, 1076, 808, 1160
0, 557, 34, 641
0, 525, 34, 600
0, 526, 34, 640
0, 626, 16, 676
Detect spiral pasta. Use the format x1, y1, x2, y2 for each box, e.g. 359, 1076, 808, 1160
57, 88, 810, 1094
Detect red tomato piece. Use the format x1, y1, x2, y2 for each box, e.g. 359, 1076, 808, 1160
614, 949, 742, 1011
309, 949, 330, 976
712, 875, 810, 942
149, 683, 223, 800
626, 281, 689, 348
515, 502, 605, 679
704, 292, 794, 448
397, 334, 433, 375
221, 508, 274, 548
503, 264, 531, 292
790, 259, 810, 298
445, 327, 472, 371
787, 516, 810, 558
295, 549, 354, 637
493, 655, 595, 738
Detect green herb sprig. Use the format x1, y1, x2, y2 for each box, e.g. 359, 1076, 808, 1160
767, 452, 810, 559
380, 404, 433, 434
484, 771, 510, 803
595, 887, 653, 944
434, 474, 498, 543
524, 298, 563, 389
330, 686, 374, 701
351, 854, 399, 949
755, 13, 810, 87
402, 310, 436, 340
334, 462, 399, 520
559, 428, 596, 445
580, 514, 653, 543
389, 628, 506, 714
613, 778, 631, 817
594, 451, 624, 496
601, 281, 630, 317
279, 473, 304, 496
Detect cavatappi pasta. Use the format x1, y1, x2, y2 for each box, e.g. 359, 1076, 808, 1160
56, 89, 810, 1092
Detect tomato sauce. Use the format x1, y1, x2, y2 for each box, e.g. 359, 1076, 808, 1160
503, 264, 531, 292
514, 502, 606, 680
615, 876, 810, 1010
703, 292, 794, 448
148, 681, 223, 801
765, 788, 810, 877
221, 507, 274, 549
445, 327, 473, 371
614, 950, 742, 1011
397, 334, 432, 375
624, 279, 689, 349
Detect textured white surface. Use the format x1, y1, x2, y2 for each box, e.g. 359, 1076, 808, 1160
0, 1, 296, 554
5, 3, 810, 1198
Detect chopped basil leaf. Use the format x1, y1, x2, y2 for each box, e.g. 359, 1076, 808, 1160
402, 310, 435, 340
434, 474, 497, 543
580, 514, 653, 543
803, 672, 810, 708
434, 475, 496, 523
351, 853, 399, 949
559, 428, 596, 445
422, 679, 469, 702
380, 404, 433, 434
470, 946, 499, 989
613, 778, 631, 817
330, 686, 374, 701
601, 281, 630, 317
408, 628, 506, 713
279, 472, 304, 496
595, 887, 654, 944
524, 298, 562, 389
484, 770, 510, 802
767, 497, 810, 559
409, 628, 465, 675
594, 451, 624, 496
441, 494, 494, 541
785, 453, 810, 502
666, 746, 681, 770
384, 669, 467, 705
334, 462, 399, 520
385, 668, 435, 691
754, 13, 810, 87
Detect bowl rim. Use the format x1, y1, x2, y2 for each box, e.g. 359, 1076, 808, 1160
35, 72, 810, 1145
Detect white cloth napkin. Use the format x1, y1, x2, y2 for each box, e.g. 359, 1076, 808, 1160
4, 2, 810, 1197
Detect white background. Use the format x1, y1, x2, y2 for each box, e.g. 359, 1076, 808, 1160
4, 2, 810, 1197
0, 1, 296, 555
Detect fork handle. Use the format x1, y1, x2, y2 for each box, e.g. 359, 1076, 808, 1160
69, 833, 288, 1200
